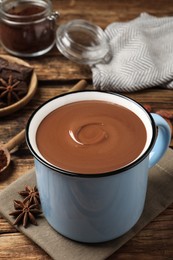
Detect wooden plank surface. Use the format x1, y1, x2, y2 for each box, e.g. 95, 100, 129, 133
0, 0, 173, 259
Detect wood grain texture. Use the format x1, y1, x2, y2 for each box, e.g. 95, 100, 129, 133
0, 233, 51, 259
0, 0, 173, 259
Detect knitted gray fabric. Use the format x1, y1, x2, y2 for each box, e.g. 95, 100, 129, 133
92, 13, 173, 92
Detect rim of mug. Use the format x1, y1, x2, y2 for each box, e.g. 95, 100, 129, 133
26, 90, 157, 178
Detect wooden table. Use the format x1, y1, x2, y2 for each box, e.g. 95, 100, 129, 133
1, 0, 173, 259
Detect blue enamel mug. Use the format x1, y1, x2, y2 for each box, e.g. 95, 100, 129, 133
26, 91, 171, 243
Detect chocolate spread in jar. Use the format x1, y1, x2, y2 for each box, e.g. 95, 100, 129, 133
36, 100, 147, 174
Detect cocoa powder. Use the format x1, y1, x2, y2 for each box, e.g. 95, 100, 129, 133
0, 3, 56, 55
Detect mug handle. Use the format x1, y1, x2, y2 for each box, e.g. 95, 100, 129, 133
149, 113, 171, 168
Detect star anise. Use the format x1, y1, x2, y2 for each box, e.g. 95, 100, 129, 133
0, 74, 28, 105
9, 200, 42, 228
18, 185, 40, 206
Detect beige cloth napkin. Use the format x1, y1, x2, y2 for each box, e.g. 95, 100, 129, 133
0, 148, 173, 260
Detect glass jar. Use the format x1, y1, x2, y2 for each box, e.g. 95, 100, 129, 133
56, 19, 112, 66
0, 0, 59, 57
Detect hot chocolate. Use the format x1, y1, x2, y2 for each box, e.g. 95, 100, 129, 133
36, 100, 147, 174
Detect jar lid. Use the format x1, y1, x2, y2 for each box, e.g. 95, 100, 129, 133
56, 19, 112, 66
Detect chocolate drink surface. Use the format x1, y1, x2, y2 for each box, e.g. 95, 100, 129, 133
36, 100, 147, 174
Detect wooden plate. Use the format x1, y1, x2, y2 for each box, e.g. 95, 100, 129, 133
0, 55, 37, 117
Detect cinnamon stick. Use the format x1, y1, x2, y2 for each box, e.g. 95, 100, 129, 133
68, 79, 88, 92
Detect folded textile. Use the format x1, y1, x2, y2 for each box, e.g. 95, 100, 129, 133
92, 13, 173, 92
